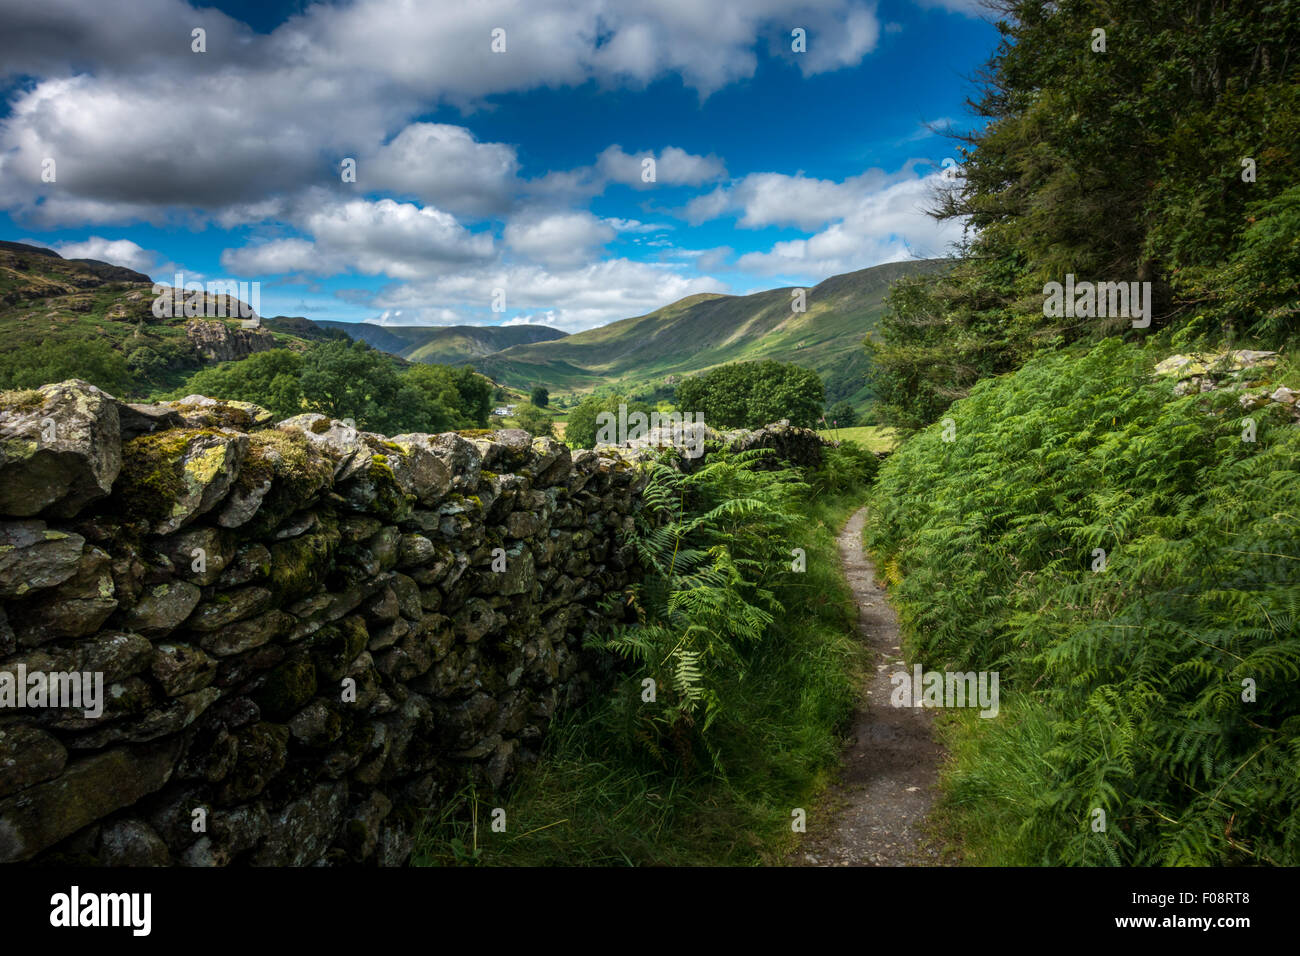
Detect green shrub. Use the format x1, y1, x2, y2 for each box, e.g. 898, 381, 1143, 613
868, 337, 1300, 865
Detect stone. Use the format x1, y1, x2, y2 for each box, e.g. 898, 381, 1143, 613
80, 631, 154, 682
199, 609, 293, 657
0, 742, 178, 863
118, 429, 249, 535
151, 643, 218, 696
122, 581, 202, 638
97, 818, 171, 866
0, 520, 85, 599
248, 782, 347, 866
0, 379, 122, 518
0, 726, 67, 799
288, 700, 343, 748
154, 526, 232, 586
166, 394, 274, 430
426, 433, 481, 492
340, 790, 392, 862
385, 434, 453, 504
12, 545, 117, 644
186, 585, 272, 631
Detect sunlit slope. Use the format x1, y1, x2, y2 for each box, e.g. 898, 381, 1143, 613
475, 259, 949, 399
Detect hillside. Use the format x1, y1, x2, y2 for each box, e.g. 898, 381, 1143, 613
315, 320, 567, 365
0, 241, 322, 399
475, 258, 948, 404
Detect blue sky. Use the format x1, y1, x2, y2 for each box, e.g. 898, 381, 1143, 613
0, 0, 998, 330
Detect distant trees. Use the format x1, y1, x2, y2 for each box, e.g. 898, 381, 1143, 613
564, 393, 654, 449
0, 338, 132, 395
174, 340, 495, 434
513, 402, 554, 438
826, 401, 857, 427
183, 349, 305, 420
530, 385, 549, 407
674, 360, 824, 429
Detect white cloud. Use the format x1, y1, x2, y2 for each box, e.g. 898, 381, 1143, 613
49, 236, 156, 272
504, 211, 615, 268
365, 258, 727, 331
733, 169, 965, 276
597, 145, 727, 189
221, 198, 495, 279
0, 0, 879, 226
911, 0, 991, 17
364, 123, 521, 218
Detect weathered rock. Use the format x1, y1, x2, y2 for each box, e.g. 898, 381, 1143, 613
0, 742, 178, 862
247, 782, 347, 866
167, 394, 274, 430
0, 726, 67, 799
122, 581, 202, 638
386, 434, 453, 504
151, 643, 217, 696
154, 526, 232, 586
97, 817, 171, 866
183, 319, 277, 365
187, 585, 272, 632
118, 429, 249, 534
199, 609, 293, 657
0, 521, 85, 599
0, 380, 122, 518
12, 545, 117, 644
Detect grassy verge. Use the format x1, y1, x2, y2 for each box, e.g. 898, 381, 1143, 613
412, 483, 868, 866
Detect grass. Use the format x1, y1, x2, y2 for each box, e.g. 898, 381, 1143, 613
816, 424, 899, 452
412, 486, 870, 866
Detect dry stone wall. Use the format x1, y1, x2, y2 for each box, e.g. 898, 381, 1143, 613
0, 380, 645, 865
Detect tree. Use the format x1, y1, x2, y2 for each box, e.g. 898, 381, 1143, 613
513, 402, 554, 438
867, 0, 1300, 430
299, 339, 404, 431
530, 385, 549, 407
0, 337, 134, 396
674, 361, 823, 429
564, 393, 654, 449
826, 401, 858, 428
178, 349, 305, 420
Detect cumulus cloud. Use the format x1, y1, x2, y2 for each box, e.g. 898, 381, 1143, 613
47, 236, 156, 273
0, 0, 876, 226
504, 211, 615, 268
686, 168, 929, 231
221, 198, 495, 279
597, 145, 727, 189
364, 258, 727, 331
732, 169, 965, 276
364, 123, 521, 218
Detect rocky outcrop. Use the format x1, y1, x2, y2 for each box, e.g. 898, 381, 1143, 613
0, 380, 645, 865
1154, 349, 1300, 421
185, 319, 278, 363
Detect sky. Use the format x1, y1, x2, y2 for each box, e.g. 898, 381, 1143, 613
0, 0, 999, 331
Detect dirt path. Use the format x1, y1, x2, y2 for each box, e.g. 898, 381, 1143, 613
792, 507, 949, 866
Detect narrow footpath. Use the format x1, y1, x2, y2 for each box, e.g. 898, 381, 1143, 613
792, 507, 951, 866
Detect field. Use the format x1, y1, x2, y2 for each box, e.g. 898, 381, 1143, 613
815, 424, 899, 452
